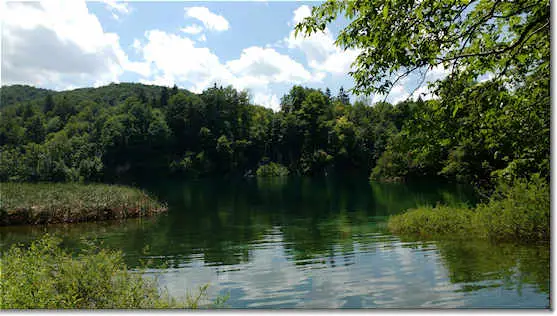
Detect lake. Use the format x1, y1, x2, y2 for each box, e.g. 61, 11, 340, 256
0, 176, 549, 308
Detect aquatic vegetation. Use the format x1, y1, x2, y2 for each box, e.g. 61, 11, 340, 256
388, 176, 549, 242
0, 235, 225, 309
387, 205, 476, 237
256, 162, 289, 177
0, 183, 167, 226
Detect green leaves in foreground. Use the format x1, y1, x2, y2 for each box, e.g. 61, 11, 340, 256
295, 0, 549, 96
0, 235, 225, 309
388, 176, 549, 242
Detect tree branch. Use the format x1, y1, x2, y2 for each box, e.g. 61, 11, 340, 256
382, 65, 422, 103
440, 15, 549, 63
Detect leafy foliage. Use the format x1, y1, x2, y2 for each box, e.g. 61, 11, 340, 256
371, 74, 549, 186
256, 162, 289, 177
475, 175, 549, 242
0, 235, 223, 309
295, 0, 548, 188
388, 176, 549, 242
295, 0, 549, 96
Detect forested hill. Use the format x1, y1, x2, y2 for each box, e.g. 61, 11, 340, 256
0, 83, 193, 110
0, 85, 52, 108
0, 77, 549, 188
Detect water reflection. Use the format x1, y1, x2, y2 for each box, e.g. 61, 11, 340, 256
0, 177, 548, 308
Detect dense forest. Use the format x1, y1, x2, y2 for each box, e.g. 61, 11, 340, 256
0, 82, 390, 181
0, 71, 548, 189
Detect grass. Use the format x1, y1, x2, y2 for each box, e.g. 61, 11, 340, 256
388, 205, 476, 237
0, 235, 226, 309
388, 176, 549, 243
0, 183, 167, 226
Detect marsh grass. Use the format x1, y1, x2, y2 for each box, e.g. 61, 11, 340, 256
0, 183, 167, 226
387, 205, 477, 237
388, 176, 549, 243
0, 235, 225, 309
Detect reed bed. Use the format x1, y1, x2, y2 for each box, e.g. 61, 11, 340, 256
0, 183, 167, 226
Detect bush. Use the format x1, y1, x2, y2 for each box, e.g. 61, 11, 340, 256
388, 176, 549, 243
256, 162, 289, 177
0, 183, 167, 226
475, 175, 549, 242
0, 235, 223, 309
388, 205, 476, 237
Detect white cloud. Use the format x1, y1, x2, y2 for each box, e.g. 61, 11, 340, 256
426, 64, 450, 82
1, 1, 132, 89
139, 75, 175, 87
185, 7, 229, 32
227, 46, 318, 84
99, 0, 131, 21
181, 24, 203, 35
139, 30, 228, 90
477, 71, 494, 83
131, 38, 142, 52
0, 1, 347, 113
130, 29, 322, 110
286, 5, 360, 77
253, 92, 280, 111
390, 85, 411, 104
292, 5, 311, 25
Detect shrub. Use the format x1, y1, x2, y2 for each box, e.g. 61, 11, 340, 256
475, 175, 549, 242
0, 235, 223, 309
388, 176, 549, 243
256, 162, 289, 178
388, 205, 476, 237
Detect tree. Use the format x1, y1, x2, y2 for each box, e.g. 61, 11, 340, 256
25, 114, 46, 144
171, 84, 179, 96
337, 86, 350, 105
280, 85, 317, 114
160, 87, 169, 107
295, 0, 549, 96
325, 88, 332, 101
44, 94, 55, 113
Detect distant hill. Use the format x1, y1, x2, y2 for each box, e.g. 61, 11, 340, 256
0, 85, 52, 108
0, 82, 192, 110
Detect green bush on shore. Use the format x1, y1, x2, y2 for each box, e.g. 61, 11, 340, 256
256, 162, 289, 177
475, 176, 549, 242
388, 176, 549, 242
0, 183, 167, 226
0, 235, 223, 309
387, 205, 476, 237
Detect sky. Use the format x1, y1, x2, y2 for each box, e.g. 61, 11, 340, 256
1, 0, 447, 111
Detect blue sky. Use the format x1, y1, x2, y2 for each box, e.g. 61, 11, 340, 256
1, 1, 445, 110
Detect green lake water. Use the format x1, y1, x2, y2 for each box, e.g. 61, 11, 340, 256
0, 176, 550, 308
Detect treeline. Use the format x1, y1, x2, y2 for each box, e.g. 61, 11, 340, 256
0, 71, 549, 187
0, 83, 400, 182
